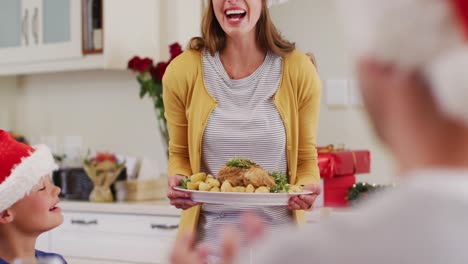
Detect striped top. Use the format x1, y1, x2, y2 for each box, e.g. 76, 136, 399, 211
200, 49, 287, 175
198, 49, 293, 259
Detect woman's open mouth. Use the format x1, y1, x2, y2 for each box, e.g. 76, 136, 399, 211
225, 9, 247, 23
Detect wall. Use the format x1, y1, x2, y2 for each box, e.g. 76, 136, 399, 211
270, 0, 397, 184
15, 70, 168, 172
160, 0, 203, 54
0, 77, 19, 131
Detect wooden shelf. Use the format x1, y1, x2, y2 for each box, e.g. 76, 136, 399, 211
83, 49, 103, 55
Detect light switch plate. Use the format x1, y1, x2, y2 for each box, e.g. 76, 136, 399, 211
326, 79, 348, 106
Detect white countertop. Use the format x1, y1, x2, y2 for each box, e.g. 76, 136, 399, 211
60, 200, 352, 220
60, 199, 182, 216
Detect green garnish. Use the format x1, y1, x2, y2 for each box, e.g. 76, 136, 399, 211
225, 158, 256, 169
180, 177, 189, 189
269, 171, 290, 193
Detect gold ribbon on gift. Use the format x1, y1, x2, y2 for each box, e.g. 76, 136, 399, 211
317, 144, 346, 153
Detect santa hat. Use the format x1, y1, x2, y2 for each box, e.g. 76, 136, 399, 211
0, 130, 58, 212
339, 0, 468, 123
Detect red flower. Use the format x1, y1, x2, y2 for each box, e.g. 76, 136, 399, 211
169, 42, 183, 61
127, 56, 141, 71
151, 62, 168, 81
128, 56, 153, 73
94, 152, 118, 163
136, 57, 153, 73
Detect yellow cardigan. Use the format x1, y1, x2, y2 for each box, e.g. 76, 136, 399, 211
162, 49, 321, 235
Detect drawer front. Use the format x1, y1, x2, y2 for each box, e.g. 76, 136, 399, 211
51, 212, 179, 263
60, 212, 179, 236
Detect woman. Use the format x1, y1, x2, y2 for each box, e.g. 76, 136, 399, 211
163, 0, 321, 261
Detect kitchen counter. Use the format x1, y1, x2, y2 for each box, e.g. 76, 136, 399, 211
60, 200, 352, 220
60, 199, 181, 216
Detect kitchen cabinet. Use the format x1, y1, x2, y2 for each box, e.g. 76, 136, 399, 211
0, 0, 203, 76
36, 201, 181, 264
0, 1, 22, 50
0, 0, 81, 65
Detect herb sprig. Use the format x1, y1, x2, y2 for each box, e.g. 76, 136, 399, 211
180, 177, 189, 189
269, 171, 290, 193
225, 158, 256, 169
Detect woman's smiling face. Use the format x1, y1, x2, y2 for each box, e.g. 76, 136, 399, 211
212, 0, 263, 38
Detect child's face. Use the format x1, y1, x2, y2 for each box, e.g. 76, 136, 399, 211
9, 176, 63, 234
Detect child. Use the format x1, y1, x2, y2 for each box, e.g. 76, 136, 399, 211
0, 130, 67, 264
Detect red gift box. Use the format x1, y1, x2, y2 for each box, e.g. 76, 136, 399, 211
323, 174, 356, 207
317, 145, 371, 178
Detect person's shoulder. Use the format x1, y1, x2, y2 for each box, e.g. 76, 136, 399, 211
166, 49, 202, 73
283, 49, 315, 69
35, 250, 68, 264
282, 49, 319, 83
163, 49, 201, 88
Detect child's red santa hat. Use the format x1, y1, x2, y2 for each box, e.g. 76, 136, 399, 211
339, 0, 468, 123
0, 130, 58, 211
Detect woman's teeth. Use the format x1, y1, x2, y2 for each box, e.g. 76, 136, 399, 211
226, 10, 246, 20
226, 10, 246, 15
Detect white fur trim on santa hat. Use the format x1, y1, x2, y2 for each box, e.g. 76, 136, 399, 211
338, 0, 468, 123
338, 0, 464, 68
425, 47, 468, 123
0, 144, 58, 212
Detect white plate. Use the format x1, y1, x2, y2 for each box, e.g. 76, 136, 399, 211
174, 187, 313, 206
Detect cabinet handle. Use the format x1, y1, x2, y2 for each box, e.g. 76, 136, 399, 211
151, 224, 178, 230
22, 9, 29, 46
71, 219, 98, 225
32, 7, 39, 44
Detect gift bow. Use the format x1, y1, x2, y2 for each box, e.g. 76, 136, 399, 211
317, 144, 361, 176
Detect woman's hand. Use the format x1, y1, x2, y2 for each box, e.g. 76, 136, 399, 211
288, 184, 321, 210
167, 175, 199, 210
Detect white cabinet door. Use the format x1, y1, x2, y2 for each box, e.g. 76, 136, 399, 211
34, 0, 82, 61
51, 212, 179, 264
0, 0, 81, 65
0, 0, 23, 49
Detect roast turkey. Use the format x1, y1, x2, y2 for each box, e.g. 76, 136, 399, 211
216, 158, 276, 188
